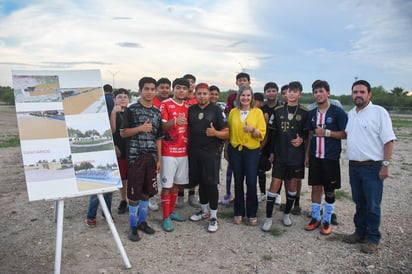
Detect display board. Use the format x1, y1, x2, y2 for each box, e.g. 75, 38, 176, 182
12, 70, 121, 201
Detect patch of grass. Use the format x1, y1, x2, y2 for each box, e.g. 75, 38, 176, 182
0, 137, 20, 148
335, 189, 351, 200
392, 118, 412, 128
270, 227, 283, 237
395, 133, 412, 139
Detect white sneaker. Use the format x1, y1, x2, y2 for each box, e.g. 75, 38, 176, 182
207, 218, 219, 233
258, 193, 266, 203
275, 194, 281, 205
283, 214, 292, 226
148, 197, 159, 211
175, 196, 184, 208
261, 217, 273, 232
190, 210, 210, 221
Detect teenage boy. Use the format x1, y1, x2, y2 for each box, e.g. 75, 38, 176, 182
159, 78, 190, 232
188, 83, 229, 232
262, 81, 308, 231
120, 77, 162, 241
305, 80, 347, 235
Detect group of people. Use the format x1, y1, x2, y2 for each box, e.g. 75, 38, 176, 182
86, 73, 396, 254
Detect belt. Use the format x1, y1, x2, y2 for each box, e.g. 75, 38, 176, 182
349, 160, 380, 166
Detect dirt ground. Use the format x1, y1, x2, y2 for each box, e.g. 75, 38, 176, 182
0, 104, 411, 274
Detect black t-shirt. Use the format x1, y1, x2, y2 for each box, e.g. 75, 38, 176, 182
188, 103, 226, 153
271, 104, 308, 166
112, 111, 127, 158
261, 101, 281, 154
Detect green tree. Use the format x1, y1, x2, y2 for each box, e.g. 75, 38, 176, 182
0, 86, 15, 105
390, 86, 404, 96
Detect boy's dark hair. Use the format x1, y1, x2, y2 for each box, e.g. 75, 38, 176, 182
156, 77, 171, 88
113, 88, 130, 97
103, 84, 113, 93
264, 82, 278, 92
312, 80, 330, 92
183, 74, 196, 82
209, 85, 220, 93
281, 84, 289, 92
352, 80, 371, 93
288, 81, 303, 92
254, 92, 264, 102
236, 72, 250, 81
172, 77, 190, 88
138, 77, 157, 90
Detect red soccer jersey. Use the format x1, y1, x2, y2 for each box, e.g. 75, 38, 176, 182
159, 98, 189, 157
186, 94, 198, 106
153, 96, 162, 109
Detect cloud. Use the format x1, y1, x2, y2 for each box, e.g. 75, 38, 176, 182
117, 42, 142, 48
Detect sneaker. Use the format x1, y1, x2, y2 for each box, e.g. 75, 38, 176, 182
234, 216, 242, 225
275, 194, 281, 205
207, 218, 219, 233
291, 206, 302, 215
162, 217, 174, 232
117, 200, 127, 214
220, 195, 233, 205
282, 214, 292, 226
175, 196, 184, 208
258, 193, 266, 202
148, 197, 159, 211
342, 232, 368, 244
305, 218, 321, 231
261, 218, 273, 232
188, 195, 200, 208
190, 210, 210, 222
360, 242, 379, 254
249, 217, 258, 226
86, 218, 96, 227
137, 221, 155, 235
321, 221, 332, 235
331, 213, 339, 225
170, 211, 186, 222
128, 227, 141, 242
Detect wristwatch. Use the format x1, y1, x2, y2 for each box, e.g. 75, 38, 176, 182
382, 160, 391, 167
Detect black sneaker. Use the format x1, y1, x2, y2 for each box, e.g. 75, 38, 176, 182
118, 200, 128, 214
128, 227, 141, 242
331, 213, 339, 225
137, 221, 155, 235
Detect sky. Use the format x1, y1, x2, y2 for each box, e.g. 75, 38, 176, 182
0, 0, 411, 95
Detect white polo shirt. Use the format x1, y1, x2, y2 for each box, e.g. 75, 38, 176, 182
346, 101, 396, 161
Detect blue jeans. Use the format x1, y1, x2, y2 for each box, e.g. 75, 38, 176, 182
86, 193, 113, 219
228, 144, 260, 218
349, 162, 383, 244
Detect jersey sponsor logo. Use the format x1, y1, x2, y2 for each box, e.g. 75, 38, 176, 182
296, 114, 302, 121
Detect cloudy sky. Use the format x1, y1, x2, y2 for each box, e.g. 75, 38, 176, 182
1, 0, 411, 94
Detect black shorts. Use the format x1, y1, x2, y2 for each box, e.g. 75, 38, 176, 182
308, 156, 341, 191
127, 153, 158, 200
188, 149, 220, 187
272, 161, 305, 180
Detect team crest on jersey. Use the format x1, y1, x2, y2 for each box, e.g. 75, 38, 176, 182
326, 117, 333, 124
198, 112, 204, 120
296, 114, 302, 121
280, 115, 285, 119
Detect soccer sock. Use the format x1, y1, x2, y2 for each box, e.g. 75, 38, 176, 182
266, 192, 277, 218
284, 191, 296, 214
128, 202, 139, 227
294, 196, 300, 207
137, 199, 148, 225
210, 209, 217, 219
170, 191, 178, 213
178, 189, 184, 197
323, 202, 334, 224
311, 203, 322, 221
200, 203, 209, 214
161, 193, 171, 219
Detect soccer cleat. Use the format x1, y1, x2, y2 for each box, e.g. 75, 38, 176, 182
261, 218, 273, 232
175, 196, 184, 208
342, 232, 368, 244
170, 211, 186, 222
117, 200, 128, 214
305, 218, 321, 231
148, 197, 159, 211
282, 214, 292, 226
321, 222, 332, 235
360, 242, 379, 254
162, 217, 174, 232
128, 227, 141, 242
189, 210, 210, 221
137, 221, 155, 235
331, 213, 339, 225
207, 218, 219, 233
86, 218, 96, 227
188, 195, 200, 208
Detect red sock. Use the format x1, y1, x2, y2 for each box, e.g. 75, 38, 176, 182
161, 193, 171, 219
169, 191, 178, 214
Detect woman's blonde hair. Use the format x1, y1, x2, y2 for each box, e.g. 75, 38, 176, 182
236, 85, 254, 109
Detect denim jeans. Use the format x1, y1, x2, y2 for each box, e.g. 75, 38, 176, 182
86, 192, 113, 219
228, 144, 260, 218
349, 162, 383, 244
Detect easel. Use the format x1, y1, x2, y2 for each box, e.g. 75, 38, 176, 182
53, 193, 131, 274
